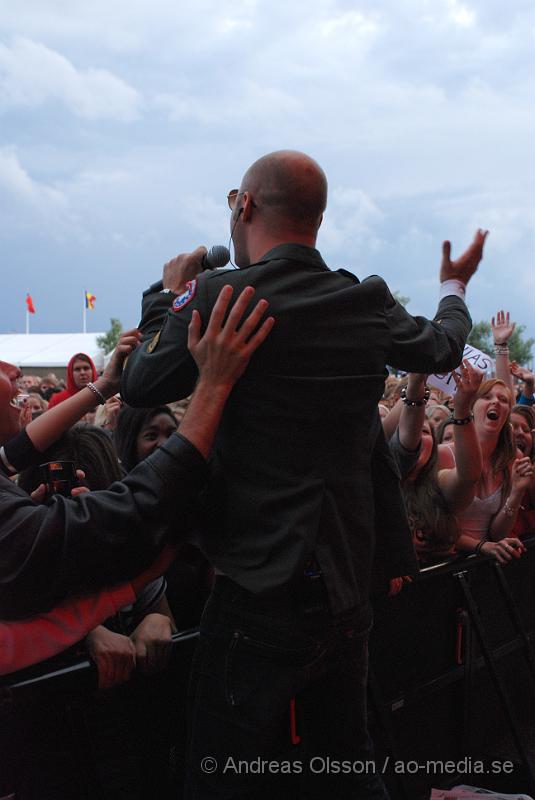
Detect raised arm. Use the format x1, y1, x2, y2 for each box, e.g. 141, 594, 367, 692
2, 330, 141, 474
491, 310, 515, 392
386, 230, 488, 373
436, 361, 483, 509
396, 374, 428, 451
511, 362, 535, 406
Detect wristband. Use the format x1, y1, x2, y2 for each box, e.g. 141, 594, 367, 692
474, 540, 486, 555
401, 387, 430, 407
450, 412, 474, 425
493, 343, 509, 355
86, 382, 106, 405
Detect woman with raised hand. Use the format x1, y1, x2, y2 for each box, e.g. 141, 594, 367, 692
393, 361, 483, 564
454, 378, 532, 562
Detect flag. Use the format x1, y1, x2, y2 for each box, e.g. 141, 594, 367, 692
85, 291, 96, 310
26, 293, 36, 314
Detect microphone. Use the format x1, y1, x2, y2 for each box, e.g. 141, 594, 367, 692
202, 245, 230, 270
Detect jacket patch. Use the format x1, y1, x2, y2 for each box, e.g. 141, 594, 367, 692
172, 279, 197, 312
147, 329, 162, 353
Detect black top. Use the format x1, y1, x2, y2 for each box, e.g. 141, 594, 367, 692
122, 243, 471, 615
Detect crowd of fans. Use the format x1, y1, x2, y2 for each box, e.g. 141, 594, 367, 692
1, 304, 534, 797
380, 309, 534, 578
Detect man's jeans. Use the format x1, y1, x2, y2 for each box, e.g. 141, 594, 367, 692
185, 576, 390, 799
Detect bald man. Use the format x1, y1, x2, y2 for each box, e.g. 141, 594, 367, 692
122, 150, 486, 798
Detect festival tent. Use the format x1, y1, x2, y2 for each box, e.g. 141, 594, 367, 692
0, 333, 106, 374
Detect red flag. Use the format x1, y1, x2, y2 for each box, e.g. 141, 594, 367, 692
26, 293, 36, 314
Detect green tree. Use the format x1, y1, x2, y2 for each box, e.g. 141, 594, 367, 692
393, 290, 410, 307
467, 321, 534, 365
97, 318, 123, 355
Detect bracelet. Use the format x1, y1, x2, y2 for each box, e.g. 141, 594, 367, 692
493, 343, 509, 355
450, 412, 474, 425
401, 387, 430, 407
86, 382, 106, 405
502, 498, 519, 517
474, 539, 486, 555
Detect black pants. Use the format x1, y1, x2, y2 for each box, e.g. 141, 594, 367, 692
185, 577, 390, 799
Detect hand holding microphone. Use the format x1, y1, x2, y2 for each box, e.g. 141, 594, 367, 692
163, 245, 230, 294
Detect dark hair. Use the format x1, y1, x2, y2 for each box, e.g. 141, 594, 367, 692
19, 424, 122, 494
511, 404, 535, 461
114, 406, 177, 472
402, 426, 458, 558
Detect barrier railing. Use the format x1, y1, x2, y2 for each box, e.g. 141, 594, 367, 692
1, 536, 535, 799
369, 534, 535, 799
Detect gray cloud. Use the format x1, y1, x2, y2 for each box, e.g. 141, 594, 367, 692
0, 0, 534, 347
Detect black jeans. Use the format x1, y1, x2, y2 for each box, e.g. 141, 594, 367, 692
185, 577, 390, 799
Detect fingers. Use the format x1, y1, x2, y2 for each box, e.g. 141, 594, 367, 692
135, 639, 170, 675
232, 298, 269, 342
243, 315, 275, 354
30, 484, 46, 503
473, 228, 489, 248
114, 333, 141, 354
199, 284, 272, 344
187, 309, 202, 352
71, 486, 90, 497
95, 646, 136, 690
223, 286, 256, 333
441, 240, 451, 269
204, 285, 234, 335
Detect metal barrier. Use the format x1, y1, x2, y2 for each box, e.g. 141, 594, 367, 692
369, 534, 535, 799
1, 538, 535, 799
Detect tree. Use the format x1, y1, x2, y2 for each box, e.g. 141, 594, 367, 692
97, 318, 123, 355
467, 321, 534, 365
393, 290, 410, 307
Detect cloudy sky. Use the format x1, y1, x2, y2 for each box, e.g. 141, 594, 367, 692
1, 0, 534, 347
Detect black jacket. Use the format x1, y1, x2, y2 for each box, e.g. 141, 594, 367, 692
122, 244, 471, 614
0, 433, 207, 619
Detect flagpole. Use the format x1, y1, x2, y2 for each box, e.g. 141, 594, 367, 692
83, 290, 86, 334
26, 308, 29, 335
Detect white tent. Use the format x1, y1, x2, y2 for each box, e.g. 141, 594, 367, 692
0, 333, 106, 372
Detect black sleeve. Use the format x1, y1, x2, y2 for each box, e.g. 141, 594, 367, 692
1, 428, 42, 475
384, 286, 472, 374
0, 432, 208, 620
121, 280, 204, 407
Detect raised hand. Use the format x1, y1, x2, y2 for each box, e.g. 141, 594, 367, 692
491, 310, 516, 345
510, 361, 535, 386
99, 329, 141, 396
163, 246, 207, 294
452, 360, 484, 415
511, 456, 534, 494
440, 229, 488, 285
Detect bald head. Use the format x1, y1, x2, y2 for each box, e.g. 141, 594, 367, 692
241, 150, 327, 234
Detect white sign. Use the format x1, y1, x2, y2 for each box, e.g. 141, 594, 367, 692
427, 344, 493, 396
